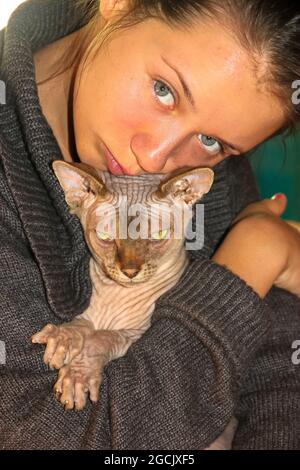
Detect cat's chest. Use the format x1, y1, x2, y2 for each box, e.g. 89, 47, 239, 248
83, 257, 188, 331
90, 271, 166, 313
86, 276, 158, 330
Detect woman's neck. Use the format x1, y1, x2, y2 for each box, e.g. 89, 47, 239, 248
33, 29, 83, 163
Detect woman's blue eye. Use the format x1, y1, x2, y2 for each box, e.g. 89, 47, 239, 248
198, 134, 222, 155
154, 80, 175, 106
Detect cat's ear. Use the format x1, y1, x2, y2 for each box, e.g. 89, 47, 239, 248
52, 161, 111, 213
157, 167, 214, 206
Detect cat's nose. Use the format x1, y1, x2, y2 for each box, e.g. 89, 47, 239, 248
121, 268, 140, 279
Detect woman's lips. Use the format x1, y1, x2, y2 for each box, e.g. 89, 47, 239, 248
101, 143, 127, 176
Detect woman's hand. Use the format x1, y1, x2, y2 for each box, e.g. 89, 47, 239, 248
212, 195, 300, 298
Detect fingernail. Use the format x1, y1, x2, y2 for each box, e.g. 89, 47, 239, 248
271, 193, 285, 200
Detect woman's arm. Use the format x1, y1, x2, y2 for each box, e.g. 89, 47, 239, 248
212, 157, 300, 450
103, 159, 300, 449
214, 192, 300, 298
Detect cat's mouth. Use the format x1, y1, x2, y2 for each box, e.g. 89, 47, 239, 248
115, 277, 150, 287
105, 270, 153, 286
102, 262, 155, 286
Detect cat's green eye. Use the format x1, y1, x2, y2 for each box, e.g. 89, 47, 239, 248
151, 229, 168, 241
97, 231, 113, 241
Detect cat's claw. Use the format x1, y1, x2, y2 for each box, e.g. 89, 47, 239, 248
53, 354, 104, 410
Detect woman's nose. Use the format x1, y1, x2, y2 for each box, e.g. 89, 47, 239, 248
130, 133, 184, 173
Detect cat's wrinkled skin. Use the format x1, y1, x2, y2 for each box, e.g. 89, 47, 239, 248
33, 319, 142, 409
53, 329, 131, 410
32, 318, 94, 370
31, 162, 236, 448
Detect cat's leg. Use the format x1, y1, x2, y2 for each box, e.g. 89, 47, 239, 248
31, 317, 95, 369
54, 328, 142, 410
204, 417, 238, 450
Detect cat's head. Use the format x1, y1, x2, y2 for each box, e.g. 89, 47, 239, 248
53, 161, 214, 286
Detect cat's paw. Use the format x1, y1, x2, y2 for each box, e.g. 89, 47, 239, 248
53, 353, 106, 410
31, 321, 93, 369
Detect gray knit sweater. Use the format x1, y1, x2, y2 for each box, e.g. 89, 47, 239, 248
0, 0, 300, 450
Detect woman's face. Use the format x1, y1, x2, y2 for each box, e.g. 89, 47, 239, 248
73, 16, 286, 176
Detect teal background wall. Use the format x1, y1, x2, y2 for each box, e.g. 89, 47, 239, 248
250, 132, 300, 221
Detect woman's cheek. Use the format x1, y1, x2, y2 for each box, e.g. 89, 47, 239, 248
111, 89, 157, 134
113, 72, 163, 127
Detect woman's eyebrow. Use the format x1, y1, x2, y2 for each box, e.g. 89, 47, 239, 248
161, 56, 196, 109
214, 136, 243, 153
161, 56, 243, 153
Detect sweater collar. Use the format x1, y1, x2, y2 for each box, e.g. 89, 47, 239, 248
0, 0, 93, 321
0, 0, 232, 321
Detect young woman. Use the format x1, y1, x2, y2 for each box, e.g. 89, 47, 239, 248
1, 0, 300, 449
